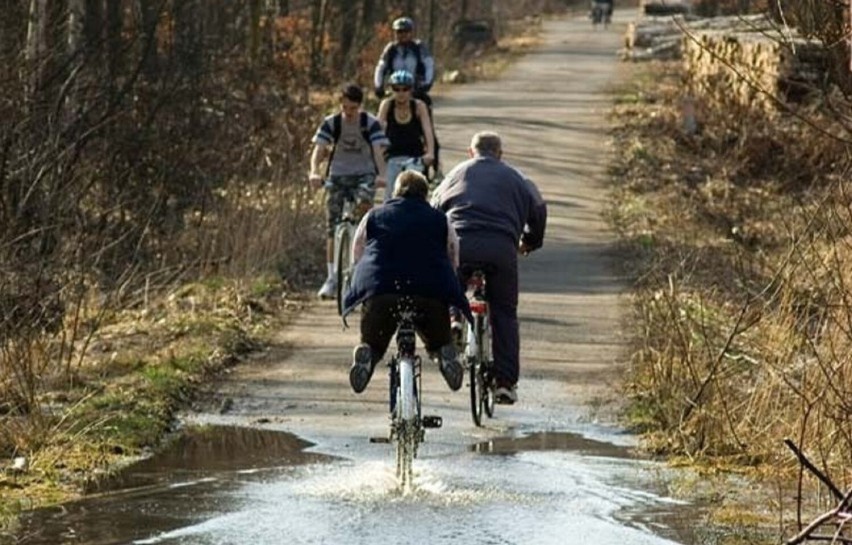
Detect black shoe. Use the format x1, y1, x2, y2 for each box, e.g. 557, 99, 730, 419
438, 344, 463, 391
349, 344, 374, 393
494, 384, 518, 405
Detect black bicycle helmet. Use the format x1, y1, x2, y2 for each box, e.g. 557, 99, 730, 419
392, 17, 414, 31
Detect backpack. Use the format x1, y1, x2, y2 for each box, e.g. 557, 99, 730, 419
381, 41, 427, 85
326, 111, 375, 176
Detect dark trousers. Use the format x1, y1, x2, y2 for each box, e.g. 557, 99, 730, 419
361, 294, 451, 364
458, 232, 520, 386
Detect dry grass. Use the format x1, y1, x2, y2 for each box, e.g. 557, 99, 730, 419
609, 59, 852, 540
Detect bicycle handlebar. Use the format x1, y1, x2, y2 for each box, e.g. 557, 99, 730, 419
323, 179, 376, 190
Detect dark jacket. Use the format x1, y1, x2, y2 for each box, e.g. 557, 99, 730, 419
342, 197, 470, 317
431, 156, 547, 249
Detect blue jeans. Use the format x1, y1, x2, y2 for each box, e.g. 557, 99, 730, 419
383, 156, 425, 202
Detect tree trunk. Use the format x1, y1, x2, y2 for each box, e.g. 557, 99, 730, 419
66, 0, 85, 116
106, 0, 123, 86
139, 0, 161, 78
174, 0, 203, 79
309, 0, 330, 82
249, 0, 261, 64
25, 0, 48, 101
67, 0, 84, 55
339, 0, 358, 74
429, 0, 436, 50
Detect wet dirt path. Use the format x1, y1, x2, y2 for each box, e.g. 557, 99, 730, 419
15, 10, 706, 545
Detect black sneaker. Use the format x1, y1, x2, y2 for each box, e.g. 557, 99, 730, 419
349, 344, 374, 393
437, 343, 463, 391
494, 384, 518, 405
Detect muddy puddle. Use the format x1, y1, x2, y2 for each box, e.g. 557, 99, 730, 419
14, 426, 331, 545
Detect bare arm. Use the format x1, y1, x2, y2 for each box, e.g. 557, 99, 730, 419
309, 143, 330, 189
416, 100, 435, 163
351, 211, 371, 264
372, 142, 388, 188
377, 99, 391, 129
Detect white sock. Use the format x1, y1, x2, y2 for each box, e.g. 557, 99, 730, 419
327, 262, 335, 277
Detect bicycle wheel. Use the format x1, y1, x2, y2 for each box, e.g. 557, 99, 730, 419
335, 226, 352, 316
395, 356, 417, 490
469, 317, 484, 427
481, 313, 495, 418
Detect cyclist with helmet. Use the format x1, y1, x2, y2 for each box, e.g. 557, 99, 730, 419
373, 17, 435, 105
377, 70, 435, 201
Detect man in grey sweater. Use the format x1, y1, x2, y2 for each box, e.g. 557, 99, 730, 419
431, 131, 547, 404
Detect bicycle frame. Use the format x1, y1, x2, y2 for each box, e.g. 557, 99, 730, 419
325, 179, 371, 315
377, 307, 444, 491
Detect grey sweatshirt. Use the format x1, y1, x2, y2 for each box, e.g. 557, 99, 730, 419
431, 156, 547, 250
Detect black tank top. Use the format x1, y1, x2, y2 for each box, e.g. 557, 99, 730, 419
385, 100, 424, 159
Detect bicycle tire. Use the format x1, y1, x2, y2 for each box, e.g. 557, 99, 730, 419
469, 362, 483, 427
469, 316, 484, 427
335, 226, 352, 316
481, 313, 495, 418
396, 356, 417, 490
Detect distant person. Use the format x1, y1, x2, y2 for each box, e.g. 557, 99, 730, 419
377, 70, 435, 201
342, 170, 469, 394
373, 17, 435, 106
431, 131, 547, 405
591, 0, 614, 23
308, 83, 388, 300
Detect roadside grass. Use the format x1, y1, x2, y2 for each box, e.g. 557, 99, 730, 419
0, 279, 307, 531
608, 59, 852, 543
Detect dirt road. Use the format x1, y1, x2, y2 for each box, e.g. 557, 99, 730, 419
195, 10, 629, 450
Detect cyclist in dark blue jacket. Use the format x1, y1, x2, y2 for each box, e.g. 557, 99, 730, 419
342, 171, 470, 394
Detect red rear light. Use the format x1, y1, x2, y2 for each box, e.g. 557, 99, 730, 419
469, 301, 488, 314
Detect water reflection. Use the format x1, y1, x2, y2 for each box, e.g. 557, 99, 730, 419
16, 426, 331, 545
470, 431, 635, 458
88, 425, 328, 493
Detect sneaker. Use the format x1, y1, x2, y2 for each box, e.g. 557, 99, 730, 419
450, 319, 464, 351
317, 276, 337, 299
437, 343, 463, 391
494, 384, 518, 405
349, 344, 374, 393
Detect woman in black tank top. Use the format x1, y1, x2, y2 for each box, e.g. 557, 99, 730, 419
378, 80, 435, 201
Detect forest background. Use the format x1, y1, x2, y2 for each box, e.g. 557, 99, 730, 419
0, 0, 571, 529
5, 0, 852, 542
